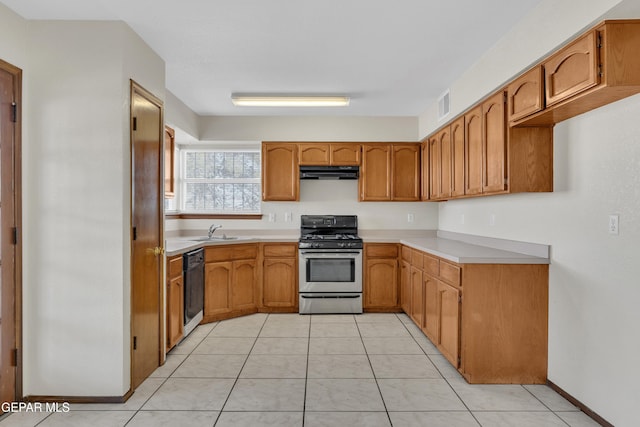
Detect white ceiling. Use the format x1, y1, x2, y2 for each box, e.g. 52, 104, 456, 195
2, 0, 543, 117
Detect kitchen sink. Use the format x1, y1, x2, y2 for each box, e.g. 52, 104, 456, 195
189, 235, 243, 242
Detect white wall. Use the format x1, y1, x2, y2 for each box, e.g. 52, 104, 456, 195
200, 115, 418, 142
420, 0, 640, 425
20, 20, 164, 398
168, 180, 438, 234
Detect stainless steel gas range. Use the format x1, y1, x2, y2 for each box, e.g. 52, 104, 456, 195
298, 215, 363, 314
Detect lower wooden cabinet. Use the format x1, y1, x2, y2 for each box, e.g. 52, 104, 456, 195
437, 281, 460, 367
363, 243, 399, 310
401, 244, 548, 384
262, 243, 298, 311
166, 255, 184, 350
204, 244, 258, 321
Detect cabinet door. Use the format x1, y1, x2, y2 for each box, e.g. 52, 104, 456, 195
439, 128, 452, 199
232, 260, 256, 310
423, 275, 438, 342
205, 261, 232, 316
299, 143, 330, 165
483, 92, 507, 194
364, 258, 398, 309
429, 137, 440, 200
450, 117, 465, 198
262, 143, 299, 201
508, 66, 544, 122
400, 260, 411, 313
263, 258, 297, 308
420, 141, 430, 201
409, 266, 423, 326
438, 281, 460, 367
166, 274, 184, 350
392, 144, 420, 201
360, 144, 391, 201
330, 143, 361, 165
465, 106, 483, 195
544, 31, 599, 106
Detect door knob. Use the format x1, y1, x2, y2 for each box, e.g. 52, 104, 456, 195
147, 246, 164, 256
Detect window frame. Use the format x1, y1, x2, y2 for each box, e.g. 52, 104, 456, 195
178, 146, 262, 216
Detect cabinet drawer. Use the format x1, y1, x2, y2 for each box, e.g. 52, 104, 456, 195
411, 249, 424, 270
263, 243, 297, 257
167, 255, 183, 279
439, 261, 461, 287
206, 244, 258, 262
365, 244, 398, 258
422, 254, 439, 277
401, 245, 412, 262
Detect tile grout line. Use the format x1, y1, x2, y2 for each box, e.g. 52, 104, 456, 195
355, 315, 394, 426
211, 314, 268, 426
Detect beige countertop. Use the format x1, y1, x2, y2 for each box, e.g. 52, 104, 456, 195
165, 229, 549, 264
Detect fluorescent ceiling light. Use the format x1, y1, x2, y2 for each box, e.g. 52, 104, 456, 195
231, 95, 350, 107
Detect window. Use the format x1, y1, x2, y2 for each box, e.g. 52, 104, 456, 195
181, 150, 261, 213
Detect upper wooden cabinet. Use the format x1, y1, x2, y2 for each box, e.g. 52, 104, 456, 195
483, 92, 507, 194
450, 117, 465, 198
360, 144, 391, 201
429, 128, 452, 200
391, 144, 421, 201
262, 143, 299, 201
298, 143, 330, 165
507, 66, 544, 122
360, 143, 420, 201
164, 126, 175, 199
298, 143, 361, 166
330, 143, 361, 165
544, 31, 599, 107
514, 20, 640, 126
464, 106, 483, 196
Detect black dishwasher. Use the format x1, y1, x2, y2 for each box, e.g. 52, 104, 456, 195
183, 248, 204, 337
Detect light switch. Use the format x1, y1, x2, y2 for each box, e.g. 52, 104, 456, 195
407, 213, 415, 223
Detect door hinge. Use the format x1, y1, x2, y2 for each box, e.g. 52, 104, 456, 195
11, 102, 17, 123
597, 34, 603, 48
132, 226, 137, 241
598, 64, 603, 77
11, 227, 18, 245
132, 117, 137, 131
11, 349, 18, 366
459, 294, 462, 303
133, 336, 137, 350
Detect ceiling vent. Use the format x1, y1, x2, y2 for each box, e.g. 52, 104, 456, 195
438, 90, 450, 121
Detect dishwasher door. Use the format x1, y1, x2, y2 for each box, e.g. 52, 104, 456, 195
183, 248, 204, 336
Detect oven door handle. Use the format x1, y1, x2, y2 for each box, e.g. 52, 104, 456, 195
300, 294, 361, 299
299, 251, 361, 256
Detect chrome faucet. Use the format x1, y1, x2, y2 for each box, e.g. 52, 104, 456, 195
208, 224, 222, 238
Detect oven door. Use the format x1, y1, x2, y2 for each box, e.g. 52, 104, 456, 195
299, 249, 362, 293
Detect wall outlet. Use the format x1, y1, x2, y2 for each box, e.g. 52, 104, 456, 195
609, 214, 619, 235
407, 213, 415, 223
460, 214, 465, 225
489, 213, 496, 226
284, 212, 292, 222
267, 213, 276, 222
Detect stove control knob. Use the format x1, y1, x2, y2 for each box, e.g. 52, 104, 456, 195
338, 242, 345, 248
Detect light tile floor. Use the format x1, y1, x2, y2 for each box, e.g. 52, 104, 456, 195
0, 313, 601, 427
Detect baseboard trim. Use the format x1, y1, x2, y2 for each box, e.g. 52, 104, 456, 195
24, 388, 133, 404
547, 380, 612, 427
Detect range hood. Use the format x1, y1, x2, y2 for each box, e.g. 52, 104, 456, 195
300, 165, 359, 180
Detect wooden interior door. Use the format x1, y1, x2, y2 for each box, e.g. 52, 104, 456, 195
0, 59, 21, 407
130, 81, 163, 390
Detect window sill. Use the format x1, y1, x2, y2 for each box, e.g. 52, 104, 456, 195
165, 213, 263, 220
